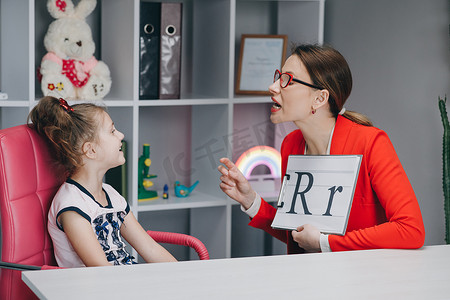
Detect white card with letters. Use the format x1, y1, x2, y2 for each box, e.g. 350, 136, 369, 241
271, 155, 362, 235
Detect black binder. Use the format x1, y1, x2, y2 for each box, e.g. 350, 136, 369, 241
139, 2, 161, 100
159, 2, 182, 99
105, 141, 128, 199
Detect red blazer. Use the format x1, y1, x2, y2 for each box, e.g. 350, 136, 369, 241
249, 116, 425, 253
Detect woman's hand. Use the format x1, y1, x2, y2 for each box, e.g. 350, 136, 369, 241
218, 157, 256, 210
291, 224, 321, 252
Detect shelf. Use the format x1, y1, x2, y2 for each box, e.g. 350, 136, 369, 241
102, 100, 135, 107
137, 98, 230, 106
0, 101, 30, 107
0, 0, 324, 260
137, 190, 227, 212
232, 96, 273, 104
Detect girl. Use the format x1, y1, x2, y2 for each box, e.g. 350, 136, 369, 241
29, 96, 176, 267
218, 44, 425, 253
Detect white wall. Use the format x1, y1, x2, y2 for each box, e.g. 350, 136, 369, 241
324, 0, 449, 245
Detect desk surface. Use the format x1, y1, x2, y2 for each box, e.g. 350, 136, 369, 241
23, 245, 450, 300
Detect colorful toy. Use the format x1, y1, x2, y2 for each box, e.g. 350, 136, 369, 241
235, 146, 282, 192
174, 180, 199, 198
138, 144, 158, 201
163, 184, 169, 199
235, 146, 281, 179
39, 0, 111, 100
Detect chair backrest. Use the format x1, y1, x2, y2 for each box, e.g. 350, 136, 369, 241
0, 124, 65, 299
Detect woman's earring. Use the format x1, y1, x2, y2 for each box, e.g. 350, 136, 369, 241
311, 107, 316, 114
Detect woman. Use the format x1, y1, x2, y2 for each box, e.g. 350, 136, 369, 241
218, 44, 425, 253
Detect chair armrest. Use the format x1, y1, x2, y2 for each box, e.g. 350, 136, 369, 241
147, 231, 209, 260
41, 265, 64, 270
0, 262, 63, 271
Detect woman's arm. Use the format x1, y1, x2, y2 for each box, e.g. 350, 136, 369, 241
329, 131, 425, 251
59, 211, 111, 267
247, 197, 289, 243
218, 157, 289, 242
120, 212, 177, 263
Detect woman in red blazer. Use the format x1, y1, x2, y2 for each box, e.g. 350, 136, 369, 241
218, 44, 425, 253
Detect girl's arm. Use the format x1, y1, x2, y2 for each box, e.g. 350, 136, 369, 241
121, 212, 177, 263
59, 211, 111, 267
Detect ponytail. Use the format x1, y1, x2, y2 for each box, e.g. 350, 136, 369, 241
292, 44, 373, 127
28, 96, 105, 175
341, 110, 373, 127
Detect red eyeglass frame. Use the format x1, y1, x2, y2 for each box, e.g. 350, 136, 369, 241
274, 69, 323, 90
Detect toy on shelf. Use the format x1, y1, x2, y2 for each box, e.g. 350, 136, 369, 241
174, 180, 199, 198
39, 0, 111, 100
0, 91, 8, 100
138, 144, 158, 201
163, 184, 169, 199
235, 145, 281, 193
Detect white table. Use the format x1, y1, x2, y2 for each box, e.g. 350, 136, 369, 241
23, 245, 450, 300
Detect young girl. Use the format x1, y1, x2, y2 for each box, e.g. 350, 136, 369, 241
29, 96, 177, 267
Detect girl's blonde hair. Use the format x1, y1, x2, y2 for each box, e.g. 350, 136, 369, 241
28, 96, 106, 176
292, 44, 373, 126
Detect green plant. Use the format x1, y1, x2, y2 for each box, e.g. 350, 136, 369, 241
438, 95, 450, 244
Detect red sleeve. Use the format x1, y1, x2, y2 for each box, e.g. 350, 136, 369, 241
246, 131, 303, 244
329, 131, 425, 251
248, 198, 288, 243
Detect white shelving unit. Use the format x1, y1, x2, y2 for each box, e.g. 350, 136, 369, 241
0, 0, 324, 260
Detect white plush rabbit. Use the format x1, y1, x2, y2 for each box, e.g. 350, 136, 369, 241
40, 0, 111, 100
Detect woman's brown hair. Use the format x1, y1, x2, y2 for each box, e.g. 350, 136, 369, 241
292, 44, 372, 126
28, 96, 106, 176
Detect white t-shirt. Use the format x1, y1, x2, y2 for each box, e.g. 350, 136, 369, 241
48, 179, 135, 267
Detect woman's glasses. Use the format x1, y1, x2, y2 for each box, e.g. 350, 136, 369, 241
274, 69, 323, 90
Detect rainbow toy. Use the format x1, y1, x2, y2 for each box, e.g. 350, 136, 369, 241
235, 146, 282, 179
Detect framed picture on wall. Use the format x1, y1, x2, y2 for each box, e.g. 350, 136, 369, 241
236, 34, 288, 95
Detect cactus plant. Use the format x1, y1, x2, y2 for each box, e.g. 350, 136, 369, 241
438, 95, 450, 244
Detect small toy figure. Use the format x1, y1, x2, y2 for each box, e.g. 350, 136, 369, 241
138, 144, 158, 201
174, 180, 199, 198
39, 0, 111, 100
163, 184, 169, 199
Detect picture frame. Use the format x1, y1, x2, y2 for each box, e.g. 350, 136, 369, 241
236, 34, 288, 95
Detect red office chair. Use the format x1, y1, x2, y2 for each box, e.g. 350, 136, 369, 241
0, 124, 208, 300
0, 124, 64, 300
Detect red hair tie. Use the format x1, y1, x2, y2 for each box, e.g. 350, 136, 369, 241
59, 98, 74, 113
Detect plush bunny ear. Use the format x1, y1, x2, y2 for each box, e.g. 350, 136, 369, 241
73, 0, 97, 19
46, 0, 96, 20
47, 0, 75, 19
